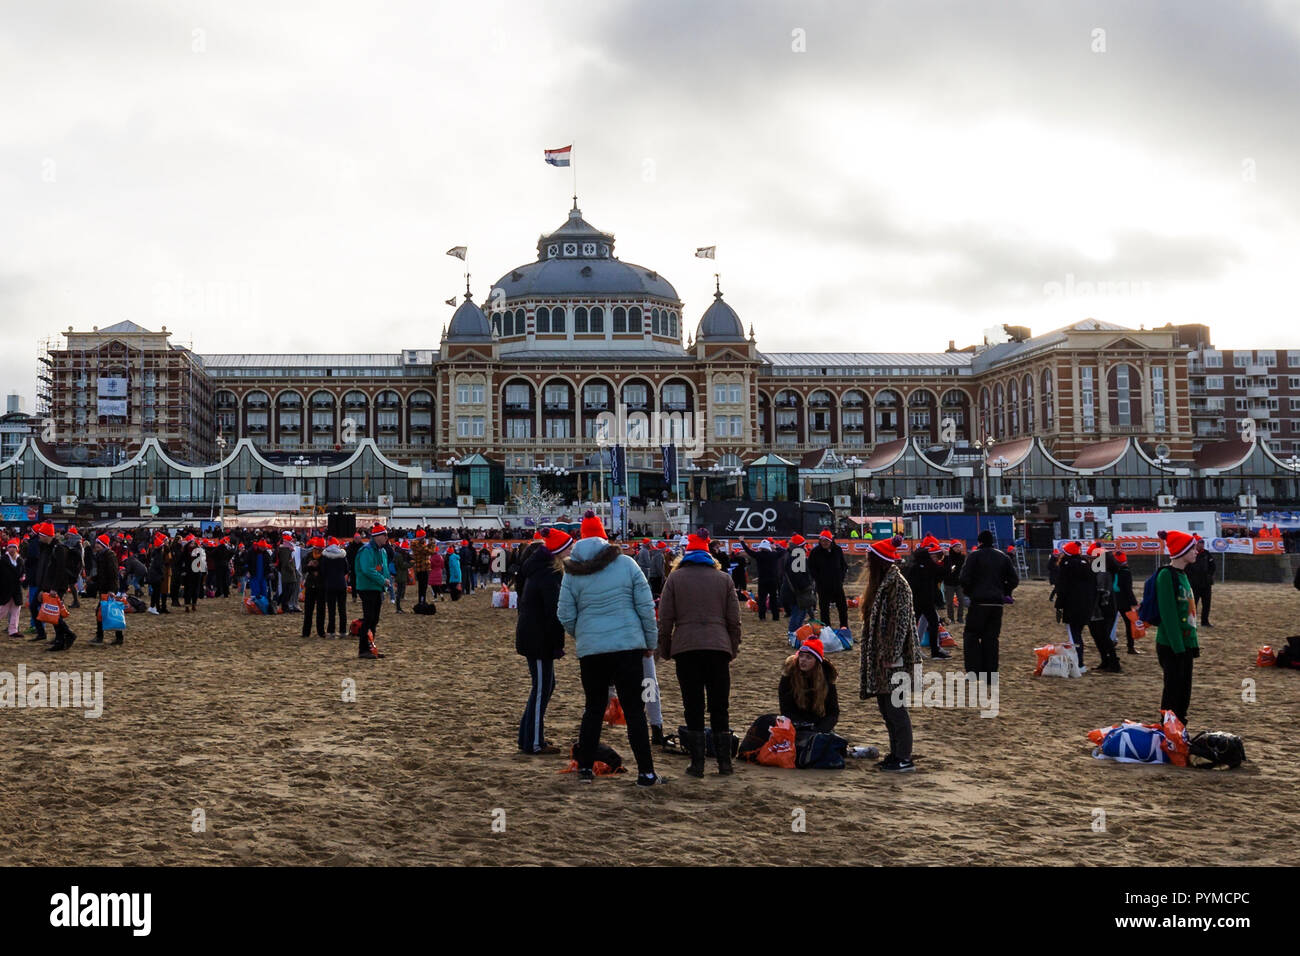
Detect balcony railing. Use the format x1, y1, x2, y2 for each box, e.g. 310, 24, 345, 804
843, 423, 864, 432
583, 402, 609, 411
663, 401, 689, 412
543, 403, 571, 412
504, 402, 532, 412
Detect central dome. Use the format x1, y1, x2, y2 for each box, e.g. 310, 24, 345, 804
491, 204, 680, 302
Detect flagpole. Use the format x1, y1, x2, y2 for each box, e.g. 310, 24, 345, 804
572, 141, 577, 207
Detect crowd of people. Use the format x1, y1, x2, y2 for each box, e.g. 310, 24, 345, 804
3, 513, 1285, 786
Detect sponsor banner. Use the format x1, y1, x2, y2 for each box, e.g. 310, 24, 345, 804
97, 377, 128, 398
1057, 536, 1276, 555
237, 493, 304, 513
97, 398, 128, 417
1068, 505, 1109, 521
901, 496, 964, 515
0, 505, 33, 523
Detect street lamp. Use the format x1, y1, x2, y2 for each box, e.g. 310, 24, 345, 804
216, 433, 228, 524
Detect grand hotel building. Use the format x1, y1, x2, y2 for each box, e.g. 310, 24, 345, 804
16, 204, 1300, 518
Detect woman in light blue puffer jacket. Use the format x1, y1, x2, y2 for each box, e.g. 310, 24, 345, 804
557, 512, 663, 787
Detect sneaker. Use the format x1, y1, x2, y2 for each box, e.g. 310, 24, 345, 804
882, 758, 916, 773
577, 768, 595, 783
1078, 665, 1088, 673
530, 745, 562, 755
876, 755, 899, 771
358, 650, 385, 659
930, 650, 951, 660
1127, 648, 1141, 655
147, 607, 159, 615
636, 772, 666, 787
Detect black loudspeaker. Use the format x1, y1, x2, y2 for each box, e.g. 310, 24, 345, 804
1027, 524, 1055, 550
328, 512, 357, 539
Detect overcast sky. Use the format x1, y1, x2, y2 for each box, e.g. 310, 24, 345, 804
4, 0, 1299, 409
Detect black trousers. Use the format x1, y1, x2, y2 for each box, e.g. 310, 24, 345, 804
95, 618, 122, 643
577, 649, 654, 775
150, 583, 168, 612
1192, 584, 1212, 625
756, 578, 780, 620
672, 649, 732, 733
359, 590, 383, 653
395, 577, 407, 607
918, 605, 941, 655
818, 583, 848, 629
518, 656, 557, 754
1088, 608, 1119, 665
649, 576, 663, 600
183, 574, 201, 608
1121, 610, 1136, 650
962, 603, 1003, 676
325, 588, 348, 634
1065, 618, 1088, 666
876, 693, 913, 761
301, 588, 326, 637
1157, 644, 1194, 725
416, 577, 428, 604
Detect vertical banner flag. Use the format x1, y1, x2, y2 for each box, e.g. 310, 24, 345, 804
662, 444, 677, 487
544, 145, 572, 167
609, 445, 625, 489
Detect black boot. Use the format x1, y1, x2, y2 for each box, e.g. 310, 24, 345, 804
713, 728, 733, 776
651, 724, 666, 748
682, 730, 706, 778
111, 633, 123, 646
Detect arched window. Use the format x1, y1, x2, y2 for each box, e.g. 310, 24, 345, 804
1041, 370, 1054, 429
1023, 374, 1034, 432
1008, 381, 1020, 435
979, 387, 991, 438
574, 307, 588, 333
628, 306, 642, 333
1107, 364, 1142, 428
550, 306, 566, 334
993, 384, 1005, 438
536, 306, 550, 334
590, 306, 604, 333
613, 306, 627, 333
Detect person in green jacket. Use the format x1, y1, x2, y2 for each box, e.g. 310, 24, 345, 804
354, 524, 392, 659
1153, 530, 1199, 724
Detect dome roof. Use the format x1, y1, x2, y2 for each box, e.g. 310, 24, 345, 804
490, 203, 680, 302
696, 289, 745, 341
447, 296, 493, 341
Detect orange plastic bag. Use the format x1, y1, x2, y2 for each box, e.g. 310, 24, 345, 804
746, 598, 758, 611
37, 592, 65, 625
560, 760, 624, 776
1256, 645, 1276, 667
937, 624, 956, 648
847, 596, 860, 609
755, 716, 797, 769
1034, 644, 1057, 677
795, 622, 820, 643
603, 694, 626, 726
1124, 609, 1147, 640
1160, 710, 1189, 767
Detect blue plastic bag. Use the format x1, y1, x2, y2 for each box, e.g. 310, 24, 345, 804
100, 599, 127, 631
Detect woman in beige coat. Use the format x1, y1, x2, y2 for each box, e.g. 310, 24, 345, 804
657, 532, 741, 778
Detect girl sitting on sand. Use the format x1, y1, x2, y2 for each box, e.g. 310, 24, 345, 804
779, 638, 839, 733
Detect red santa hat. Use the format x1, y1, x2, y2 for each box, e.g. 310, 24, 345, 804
685, 532, 711, 552
789, 534, 807, 547
868, 540, 901, 563
370, 524, 388, 537
1159, 529, 1197, 559
920, 535, 941, 552
818, 529, 833, 540
540, 528, 574, 555
579, 509, 606, 540
1062, 541, 1082, 556
415, 529, 427, 538
96, 534, 111, 548
798, 638, 825, 662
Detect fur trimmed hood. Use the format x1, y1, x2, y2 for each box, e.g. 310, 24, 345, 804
563, 541, 622, 576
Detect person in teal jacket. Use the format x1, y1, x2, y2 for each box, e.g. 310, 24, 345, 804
445, 546, 462, 601
354, 525, 391, 659
558, 511, 663, 787
1153, 530, 1199, 724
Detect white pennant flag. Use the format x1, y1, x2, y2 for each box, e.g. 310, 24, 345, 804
695, 246, 716, 259
446, 246, 467, 260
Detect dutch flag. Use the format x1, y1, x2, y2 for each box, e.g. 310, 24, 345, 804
544, 145, 572, 167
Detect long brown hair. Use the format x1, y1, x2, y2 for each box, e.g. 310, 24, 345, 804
782, 653, 837, 716
858, 552, 893, 623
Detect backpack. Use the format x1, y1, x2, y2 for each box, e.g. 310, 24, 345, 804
1136, 566, 1171, 625
795, 731, 847, 769
126, 595, 147, 614
412, 601, 437, 616
1186, 731, 1246, 769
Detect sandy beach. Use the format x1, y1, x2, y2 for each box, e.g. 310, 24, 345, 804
1, 578, 1296, 866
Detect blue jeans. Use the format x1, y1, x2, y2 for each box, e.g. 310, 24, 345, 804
788, 604, 809, 633
519, 656, 557, 753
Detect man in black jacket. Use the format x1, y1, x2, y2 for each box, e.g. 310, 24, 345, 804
30, 523, 77, 651
958, 530, 1019, 679
907, 538, 949, 659
89, 534, 124, 645
741, 538, 783, 621
808, 530, 849, 629
1186, 539, 1215, 627
516, 531, 572, 755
